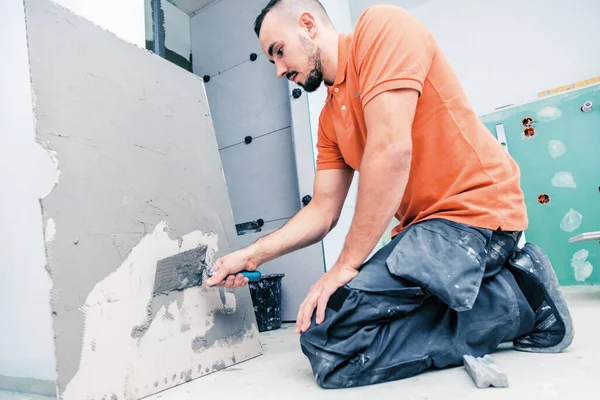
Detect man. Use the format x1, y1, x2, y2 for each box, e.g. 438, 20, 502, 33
204, 0, 574, 389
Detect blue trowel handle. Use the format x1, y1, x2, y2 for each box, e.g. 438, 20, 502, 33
241, 271, 262, 282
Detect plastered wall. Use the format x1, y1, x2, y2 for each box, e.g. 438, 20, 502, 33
24, 0, 261, 398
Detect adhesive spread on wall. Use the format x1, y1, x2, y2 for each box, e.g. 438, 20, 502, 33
62, 221, 258, 400
548, 140, 566, 159
536, 106, 563, 122
571, 249, 593, 282
560, 209, 583, 233
551, 172, 577, 188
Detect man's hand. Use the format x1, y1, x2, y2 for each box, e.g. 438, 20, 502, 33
296, 263, 358, 334
204, 247, 258, 288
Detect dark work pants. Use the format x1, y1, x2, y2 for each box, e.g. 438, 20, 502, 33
300, 218, 536, 389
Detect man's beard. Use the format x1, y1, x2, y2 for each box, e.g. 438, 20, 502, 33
299, 48, 323, 93
293, 37, 324, 93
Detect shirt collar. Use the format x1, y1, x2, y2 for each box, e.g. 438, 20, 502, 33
326, 33, 352, 98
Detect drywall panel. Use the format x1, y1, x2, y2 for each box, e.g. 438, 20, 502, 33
203, 56, 292, 149
0, 0, 57, 391
480, 85, 600, 286
219, 127, 300, 224
190, 0, 267, 76
24, 0, 261, 399
236, 221, 325, 321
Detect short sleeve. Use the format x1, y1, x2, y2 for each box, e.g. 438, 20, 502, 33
352, 5, 437, 107
315, 115, 350, 171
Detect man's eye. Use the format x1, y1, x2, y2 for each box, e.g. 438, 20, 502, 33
278, 48, 283, 57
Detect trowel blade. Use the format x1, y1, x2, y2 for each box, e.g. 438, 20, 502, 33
151, 245, 210, 296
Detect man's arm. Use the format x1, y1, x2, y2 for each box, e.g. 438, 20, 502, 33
295, 88, 417, 333
249, 168, 354, 266
204, 167, 354, 287
336, 88, 416, 270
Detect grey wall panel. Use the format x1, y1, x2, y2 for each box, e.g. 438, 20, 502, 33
204, 58, 291, 149
236, 222, 325, 321
24, 1, 261, 399
219, 127, 300, 224
190, 0, 268, 76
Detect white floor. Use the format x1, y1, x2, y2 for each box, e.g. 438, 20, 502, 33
146, 286, 600, 400
2, 287, 598, 400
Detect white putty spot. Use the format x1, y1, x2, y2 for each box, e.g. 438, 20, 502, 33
455, 285, 460, 289
466, 247, 479, 262
551, 172, 576, 188
571, 249, 593, 282
45, 218, 57, 245
560, 209, 583, 233
61, 221, 260, 400
548, 140, 566, 159
537, 106, 563, 121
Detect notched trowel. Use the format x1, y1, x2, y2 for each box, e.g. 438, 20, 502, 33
151, 246, 261, 297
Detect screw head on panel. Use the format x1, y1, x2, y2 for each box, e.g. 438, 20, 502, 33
292, 88, 302, 99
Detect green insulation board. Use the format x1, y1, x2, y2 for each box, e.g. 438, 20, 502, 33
480, 84, 600, 286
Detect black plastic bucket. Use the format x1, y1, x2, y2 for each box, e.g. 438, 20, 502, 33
248, 273, 285, 332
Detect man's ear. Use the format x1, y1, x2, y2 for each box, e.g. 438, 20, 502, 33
299, 12, 317, 38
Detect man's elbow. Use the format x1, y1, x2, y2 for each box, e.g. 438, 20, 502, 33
329, 214, 341, 232
321, 208, 340, 236
382, 140, 412, 167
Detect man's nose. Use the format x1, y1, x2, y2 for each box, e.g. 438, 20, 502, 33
276, 64, 287, 79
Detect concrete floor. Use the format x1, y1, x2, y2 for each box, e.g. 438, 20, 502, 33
2, 287, 598, 400
147, 286, 600, 400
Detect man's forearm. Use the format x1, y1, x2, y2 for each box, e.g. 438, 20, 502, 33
245, 203, 335, 269
337, 143, 411, 269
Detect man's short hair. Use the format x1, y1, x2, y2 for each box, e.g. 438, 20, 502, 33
254, 0, 330, 37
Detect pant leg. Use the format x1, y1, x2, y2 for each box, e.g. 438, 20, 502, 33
300, 219, 535, 389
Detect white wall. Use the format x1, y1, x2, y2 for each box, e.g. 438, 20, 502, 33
54, 0, 146, 47
348, 0, 600, 115
0, 0, 58, 381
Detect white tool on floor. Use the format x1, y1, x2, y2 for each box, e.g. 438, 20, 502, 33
463, 355, 509, 388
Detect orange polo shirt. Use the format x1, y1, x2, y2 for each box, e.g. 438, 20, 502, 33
316, 4, 528, 237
